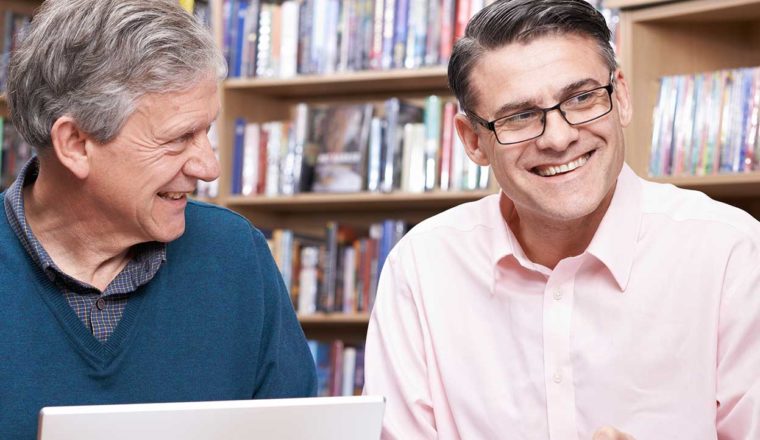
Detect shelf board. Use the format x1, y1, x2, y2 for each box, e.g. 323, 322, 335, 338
224, 67, 449, 97
648, 173, 760, 198
298, 313, 369, 325
624, 0, 760, 21
225, 190, 496, 213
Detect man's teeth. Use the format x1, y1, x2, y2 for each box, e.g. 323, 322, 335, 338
535, 153, 591, 177
159, 192, 186, 200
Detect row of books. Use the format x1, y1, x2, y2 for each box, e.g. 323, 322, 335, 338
221, 0, 619, 79
309, 340, 365, 397
0, 10, 32, 94
0, 118, 33, 192
268, 219, 405, 315
649, 67, 760, 177
231, 97, 490, 196
222, 0, 488, 79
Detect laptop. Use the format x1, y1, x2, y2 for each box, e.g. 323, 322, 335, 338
38, 395, 385, 440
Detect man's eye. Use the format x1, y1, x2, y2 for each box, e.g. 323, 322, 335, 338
566, 91, 596, 106
175, 132, 194, 143
502, 111, 541, 126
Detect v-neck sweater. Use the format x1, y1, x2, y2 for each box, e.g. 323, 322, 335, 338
0, 195, 317, 439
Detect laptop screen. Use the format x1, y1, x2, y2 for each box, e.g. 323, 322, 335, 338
38, 395, 385, 440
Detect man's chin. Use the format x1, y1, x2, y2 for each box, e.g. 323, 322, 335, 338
150, 223, 186, 244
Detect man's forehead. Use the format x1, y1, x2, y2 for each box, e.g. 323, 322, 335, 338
470, 35, 608, 112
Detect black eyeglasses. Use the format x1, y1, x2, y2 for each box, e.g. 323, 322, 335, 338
469, 74, 615, 145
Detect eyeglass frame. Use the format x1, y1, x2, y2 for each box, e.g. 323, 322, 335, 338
468, 71, 617, 146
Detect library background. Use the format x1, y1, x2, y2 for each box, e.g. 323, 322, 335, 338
2, 0, 759, 398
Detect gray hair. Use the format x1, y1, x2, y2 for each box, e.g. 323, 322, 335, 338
448, 0, 616, 121
7, 0, 227, 150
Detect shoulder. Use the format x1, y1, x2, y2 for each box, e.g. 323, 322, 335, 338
185, 199, 252, 230
639, 179, 760, 243
389, 193, 502, 264
405, 193, 502, 239
173, 200, 269, 254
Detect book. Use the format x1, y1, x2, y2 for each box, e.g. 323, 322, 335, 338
178, 0, 195, 13
439, 101, 457, 190
423, 95, 442, 191
241, 122, 260, 195
230, 117, 246, 194
380, 98, 424, 192
311, 104, 374, 193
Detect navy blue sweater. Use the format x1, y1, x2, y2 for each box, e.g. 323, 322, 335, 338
0, 197, 317, 439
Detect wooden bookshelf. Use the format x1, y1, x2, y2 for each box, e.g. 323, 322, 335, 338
610, 0, 760, 217
211, 0, 486, 341
224, 67, 449, 97
225, 190, 494, 212
298, 313, 370, 342
649, 173, 760, 198
298, 313, 370, 325
226, 190, 496, 233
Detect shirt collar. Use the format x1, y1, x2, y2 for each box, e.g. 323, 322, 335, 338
489, 193, 552, 278
489, 163, 642, 289
3, 156, 56, 273
585, 163, 642, 291
3, 156, 167, 290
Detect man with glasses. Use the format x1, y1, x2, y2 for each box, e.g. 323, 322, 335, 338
363, 0, 760, 439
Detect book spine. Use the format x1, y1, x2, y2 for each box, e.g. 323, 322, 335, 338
380, 0, 396, 70
280, 0, 300, 78
231, 117, 247, 194
241, 122, 260, 195
391, 0, 409, 69
439, 101, 456, 190
424, 95, 442, 191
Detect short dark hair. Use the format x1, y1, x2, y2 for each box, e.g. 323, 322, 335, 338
448, 0, 616, 120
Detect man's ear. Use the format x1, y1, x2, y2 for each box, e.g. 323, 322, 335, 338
614, 69, 633, 128
454, 113, 490, 166
49, 116, 91, 179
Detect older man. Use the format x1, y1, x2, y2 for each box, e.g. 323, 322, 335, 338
364, 0, 760, 439
0, 1, 316, 438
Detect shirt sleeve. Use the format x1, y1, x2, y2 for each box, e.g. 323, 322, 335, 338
716, 240, 760, 438
363, 243, 438, 439
249, 227, 318, 399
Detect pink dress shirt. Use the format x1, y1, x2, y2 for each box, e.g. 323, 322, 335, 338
363, 164, 760, 440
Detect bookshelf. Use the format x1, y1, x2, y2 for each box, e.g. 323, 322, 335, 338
605, 0, 760, 217
209, 0, 498, 349
298, 313, 370, 342
225, 190, 493, 231
219, 69, 496, 336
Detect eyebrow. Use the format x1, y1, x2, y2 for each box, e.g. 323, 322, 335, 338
491, 77, 605, 119
169, 109, 221, 138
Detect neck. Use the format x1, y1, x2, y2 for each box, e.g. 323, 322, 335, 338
503, 191, 614, 270
23, 158, 133, 291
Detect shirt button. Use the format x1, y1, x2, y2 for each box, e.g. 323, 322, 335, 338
553, 290, 563, 300
96, 298, 106, 310
552, 372, 562, 384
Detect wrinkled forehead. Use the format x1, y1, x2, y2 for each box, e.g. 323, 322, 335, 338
469, 34, 611, 115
